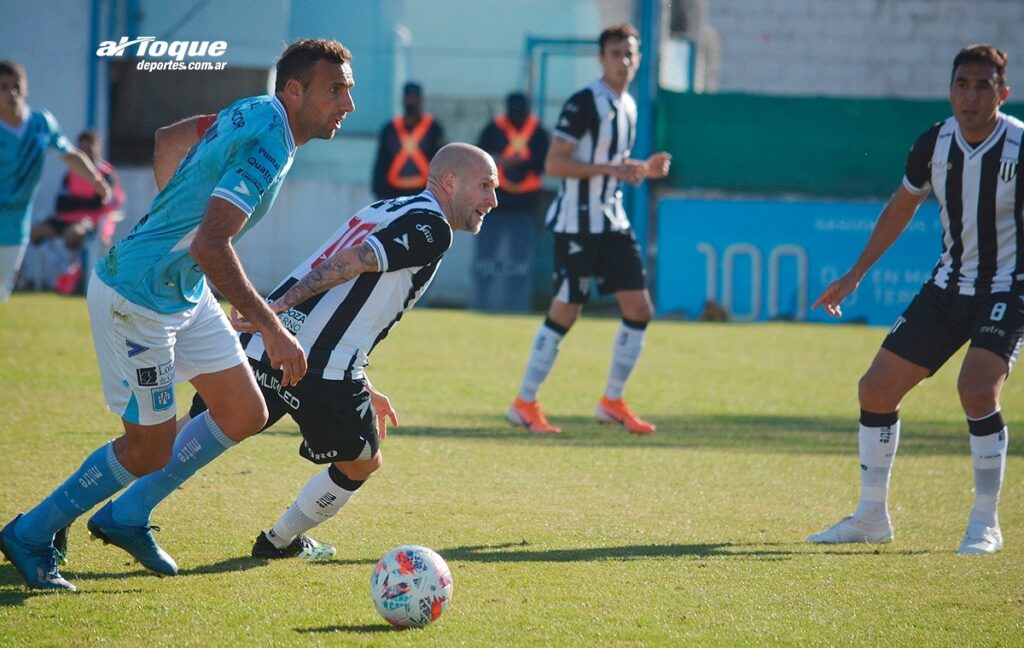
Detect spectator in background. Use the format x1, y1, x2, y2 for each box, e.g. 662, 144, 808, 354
372, 82, 445, 199
0, 60, 111, 301
28, 130, 124, 293
472, 92, 549, 312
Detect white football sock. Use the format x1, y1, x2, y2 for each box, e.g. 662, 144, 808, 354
518, 322, 564, 402
603, 320, 647, 400
267, 469, 356, 548
853, 419, 900, 524
968, 418, 1008, 529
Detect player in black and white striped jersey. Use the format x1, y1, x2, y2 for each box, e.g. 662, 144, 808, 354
508, 24, 671, 436
809, 45, 1022, 556
189, 143, 497, 559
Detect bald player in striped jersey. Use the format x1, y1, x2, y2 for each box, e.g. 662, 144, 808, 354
507, 24, 671, 435
185, 143, 497, 559
808, 45, 1022, 555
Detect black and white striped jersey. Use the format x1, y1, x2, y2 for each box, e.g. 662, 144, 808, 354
545, 79, 637, 234
904, 112, 1024, 295
242, 191, 452, 380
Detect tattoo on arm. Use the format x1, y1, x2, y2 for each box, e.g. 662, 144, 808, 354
274, 242, 380, 310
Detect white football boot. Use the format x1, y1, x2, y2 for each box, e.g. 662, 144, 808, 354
957, 523, 1003, 555
807, 515, 894, 544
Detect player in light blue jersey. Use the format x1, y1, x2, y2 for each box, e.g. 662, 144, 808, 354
0, 60, 111, 300
0, 39, 356, 591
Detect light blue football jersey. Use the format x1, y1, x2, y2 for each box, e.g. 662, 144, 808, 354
0, 108, 70, 245
97, 95, 296, 313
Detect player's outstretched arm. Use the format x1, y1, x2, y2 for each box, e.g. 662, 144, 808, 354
153, 115, 211, 190
191, 196, 307, 385
62, 148, 111, 202
812, 185, 927, 318
270, 242, 380, 312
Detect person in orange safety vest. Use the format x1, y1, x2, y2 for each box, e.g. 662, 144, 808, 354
372, 82, 445, 200
471, 92, 549, 312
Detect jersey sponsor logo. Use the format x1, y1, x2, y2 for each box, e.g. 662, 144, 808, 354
279, 308, 306, 334
232, 180, 251, 196
393, 234, 410, 250
125, 339, 149, 358
302, 441, 338, 462
247, 156, 275, 184
999, 158, 1018, 182
254, 367, 301, 410
96, 36, 227, 61
151, 386, 174, 411
257, 146, 281, 171
137, 361, 173, 387
235, 168, 265, 194
416, 223, 434, 243
230, 110, 245, 129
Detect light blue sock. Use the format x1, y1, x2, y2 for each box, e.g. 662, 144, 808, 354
16, 441, 134, 545
111, 411, 236, 527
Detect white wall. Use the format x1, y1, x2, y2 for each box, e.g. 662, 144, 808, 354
707, 0, 1024, 98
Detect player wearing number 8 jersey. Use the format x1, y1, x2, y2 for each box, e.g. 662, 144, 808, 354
808, 44, 1023, 555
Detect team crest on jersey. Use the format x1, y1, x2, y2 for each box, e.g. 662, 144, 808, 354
999, 157, 1018, 182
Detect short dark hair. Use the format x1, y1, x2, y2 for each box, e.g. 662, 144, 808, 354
0, 60, 26, 82
275, 38, 351, 93
78, 129, 101, 145
599, 23, 640, 53
951, 44, 1008, 86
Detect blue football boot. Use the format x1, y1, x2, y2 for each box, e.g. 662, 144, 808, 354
0, 515, 76, 592
87, 502, 178, 576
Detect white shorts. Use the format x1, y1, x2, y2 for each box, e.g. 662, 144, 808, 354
0, 244, 27, 301
87, 271, 247, 425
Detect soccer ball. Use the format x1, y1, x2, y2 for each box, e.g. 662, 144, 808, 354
370, 545, 453, 628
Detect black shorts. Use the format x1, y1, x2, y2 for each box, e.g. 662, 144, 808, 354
551, 230, 646, 304
189, 358, 379, 464
881, 283, 1024, 374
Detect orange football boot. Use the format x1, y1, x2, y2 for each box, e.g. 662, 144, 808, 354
596, 396, 656, 435
507, 397, 561, 434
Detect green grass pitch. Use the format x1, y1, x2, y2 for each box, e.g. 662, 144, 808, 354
0, 293, 1021, 645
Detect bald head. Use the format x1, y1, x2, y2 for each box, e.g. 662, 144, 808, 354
426, 143, 498, 233
428, 143, 492, 184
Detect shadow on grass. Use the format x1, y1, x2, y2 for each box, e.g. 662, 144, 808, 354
295, 623, 398, 634
338, 412, 984, 456
0, 575, 144, 606
311, 540, 931, 570
436, 540, 931, 562
255, 412, 991, 456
